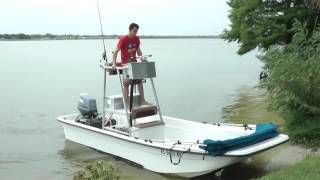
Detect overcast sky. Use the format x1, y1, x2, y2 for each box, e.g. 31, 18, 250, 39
0, 0, 230, 35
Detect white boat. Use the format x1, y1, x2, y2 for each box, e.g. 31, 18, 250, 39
57, 56, 289, 178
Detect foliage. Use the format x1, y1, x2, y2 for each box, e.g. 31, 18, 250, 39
222, 0, 320, 54
223, 0, 320, 147
73, 160, 122, 180
260, 20, 320, 147
0, 33, 31, 39
257, 155, 320, 180
305, 0, 320, 9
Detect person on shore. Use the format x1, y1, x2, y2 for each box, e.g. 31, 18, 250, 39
111, 23, 151, 107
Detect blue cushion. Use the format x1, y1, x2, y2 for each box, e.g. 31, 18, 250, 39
201, 123, 279, 156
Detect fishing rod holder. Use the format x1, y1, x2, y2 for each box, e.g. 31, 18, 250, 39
102, 51, 107, 62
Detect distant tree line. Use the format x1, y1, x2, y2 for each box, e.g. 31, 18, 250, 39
0, 33, 218, 40
0, 33, 32, 39
0, 33, 83, 40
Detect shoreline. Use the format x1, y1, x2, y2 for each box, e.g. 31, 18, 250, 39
0, 35, 220, 41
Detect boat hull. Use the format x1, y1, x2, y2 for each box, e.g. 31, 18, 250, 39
59, 120, 244, 178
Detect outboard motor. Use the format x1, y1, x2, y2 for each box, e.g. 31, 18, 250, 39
77, 94, 98, 118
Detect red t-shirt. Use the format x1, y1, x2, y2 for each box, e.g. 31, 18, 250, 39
116, 35, 140, 64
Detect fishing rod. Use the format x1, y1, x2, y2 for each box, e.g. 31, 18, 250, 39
96, 0, 107, 62
96, 0, 107, 129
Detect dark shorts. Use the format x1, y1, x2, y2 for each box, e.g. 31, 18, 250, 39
123, 79, 142, 86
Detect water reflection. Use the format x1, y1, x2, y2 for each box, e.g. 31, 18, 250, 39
222, 86, 284, 128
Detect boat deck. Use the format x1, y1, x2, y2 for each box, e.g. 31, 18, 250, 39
58, 114, 289, 157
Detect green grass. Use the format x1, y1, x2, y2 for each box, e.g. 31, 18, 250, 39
258, 155, 320, 180
73, 160, 123, 180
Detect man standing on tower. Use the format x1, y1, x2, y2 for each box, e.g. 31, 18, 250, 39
112, 23, 150, 107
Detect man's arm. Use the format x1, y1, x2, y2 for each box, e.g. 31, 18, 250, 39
112, 48, 120, 69
137, 47, 142, 56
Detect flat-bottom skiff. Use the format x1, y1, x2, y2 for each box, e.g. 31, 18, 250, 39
57, 57, 289, 178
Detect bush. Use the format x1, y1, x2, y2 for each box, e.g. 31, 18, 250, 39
284, 111, 320, 147
260, 20, 320, 147
73, 160, 122, 180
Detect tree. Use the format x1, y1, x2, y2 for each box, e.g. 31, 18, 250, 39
45, 33, 56, 39
16, 33, 31, 39
223, 0, 319, 54
260, 21, 320, 146
223, 0, 320, 146
305, 0, 320, 8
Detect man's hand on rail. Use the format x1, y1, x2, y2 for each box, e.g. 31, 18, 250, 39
112, 63, 116, 70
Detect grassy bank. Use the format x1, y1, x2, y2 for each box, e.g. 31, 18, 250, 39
73, 160, 122, 180
257, 155, 320, 180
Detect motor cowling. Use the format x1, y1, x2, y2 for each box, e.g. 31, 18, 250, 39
77, 94, 97, 117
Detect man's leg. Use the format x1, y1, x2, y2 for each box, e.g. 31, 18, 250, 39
123, 79, 131, 108
137, 82, 151, 105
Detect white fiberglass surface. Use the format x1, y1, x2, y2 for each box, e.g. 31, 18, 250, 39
135, 123, 254, 142
62, 115, 255, 143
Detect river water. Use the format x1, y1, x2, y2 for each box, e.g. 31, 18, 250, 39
0, 39, 308, 180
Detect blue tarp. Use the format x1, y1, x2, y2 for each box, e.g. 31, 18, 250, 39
201, 123, 279, 156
